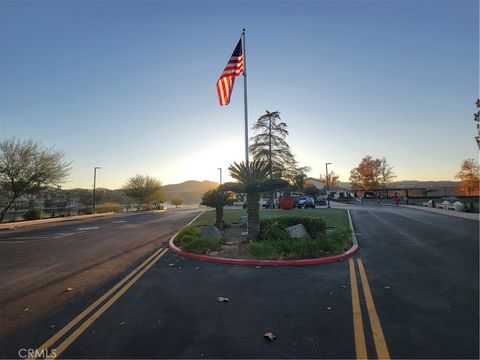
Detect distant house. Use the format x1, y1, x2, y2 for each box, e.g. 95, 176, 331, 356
307, 177, 353, 199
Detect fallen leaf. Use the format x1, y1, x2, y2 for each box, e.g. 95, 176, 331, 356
168, 263, 175, 267
196, 267, 201, 270
120, 321, 125, 326
50, 325, 55, 329
341, 285, 347, 289
217, 297, 230, 302
329, 291, 334, 295
66, 287, 74, 292
264, 331, 277, 341
255, 266, 261, 269
326, 306, 332, 311
178, 266, 182, 270
384, 285, 391, 290
24, 308, 29, 312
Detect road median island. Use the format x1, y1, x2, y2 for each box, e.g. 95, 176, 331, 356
169, 208, 359, 266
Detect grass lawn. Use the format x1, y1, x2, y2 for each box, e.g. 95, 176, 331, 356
193, 208, 350, 230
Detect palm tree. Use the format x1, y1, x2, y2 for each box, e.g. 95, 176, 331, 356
200, 188, 235, 230
222, 160, 288, 240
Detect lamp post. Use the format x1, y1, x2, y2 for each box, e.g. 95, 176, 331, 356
92, 167, 101, 213
218, 168, 222, 185
325, 162, 332, 208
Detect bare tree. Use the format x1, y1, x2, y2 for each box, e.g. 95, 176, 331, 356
0, 138, 70, 222
379, 157, 396, 189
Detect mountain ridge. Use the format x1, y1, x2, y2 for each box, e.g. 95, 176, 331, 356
163, 180, 219, 204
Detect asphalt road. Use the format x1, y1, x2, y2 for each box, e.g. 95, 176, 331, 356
0, 205, 478, 359
0, 208, 204, 358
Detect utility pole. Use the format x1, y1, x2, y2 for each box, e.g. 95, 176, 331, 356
92, 167, 101, 213
325, 162, 332, 208
474, 99, 480, 149
218, 168, 222, 185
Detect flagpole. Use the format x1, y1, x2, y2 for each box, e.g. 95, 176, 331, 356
241, 28, 249, 167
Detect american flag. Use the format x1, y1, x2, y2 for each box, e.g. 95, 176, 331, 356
216, 39, 244, 106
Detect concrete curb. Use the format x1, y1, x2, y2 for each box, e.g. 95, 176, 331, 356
168, 209, 359, 267
400, 205, 480, 222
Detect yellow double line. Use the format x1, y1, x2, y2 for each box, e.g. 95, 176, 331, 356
31, 247, 169, 359
349, 258, 390, 360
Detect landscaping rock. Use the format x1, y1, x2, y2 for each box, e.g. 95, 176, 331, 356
201, 225, 222, 240
285, 224, 311, 239
238, 216, 248, 228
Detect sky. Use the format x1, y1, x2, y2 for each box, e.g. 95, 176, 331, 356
1, 0, 478, 189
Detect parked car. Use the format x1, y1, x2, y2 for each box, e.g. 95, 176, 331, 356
363, 191, 376, 199
295, 196, 315, 209
243, 198, 273, 209
315, 199, 327, 206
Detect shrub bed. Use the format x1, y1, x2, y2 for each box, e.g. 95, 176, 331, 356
260, 216, 327, 240
176, 225, 220, 254
250, 216, 349, 260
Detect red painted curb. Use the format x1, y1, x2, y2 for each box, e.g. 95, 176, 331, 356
168, 236, 359, 267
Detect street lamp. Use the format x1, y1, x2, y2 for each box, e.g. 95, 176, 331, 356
325, 162, 332, 208
218, 168, 222, 185
92, 167, 101, 213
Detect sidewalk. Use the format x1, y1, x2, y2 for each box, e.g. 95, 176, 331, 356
0, 212, 115, 230
400, 205, 479, 221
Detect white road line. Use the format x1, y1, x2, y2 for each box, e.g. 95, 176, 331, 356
7, 236, 49, 240
111, 220, 127, 224
78, 226, 100, 231
54, 232, 76, 238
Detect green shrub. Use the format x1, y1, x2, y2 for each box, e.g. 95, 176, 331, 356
95, 202, 123, 213
249, 239, 316, 259
321, 228, 352, 253
259, 220, 291, 241
249, 228, 351, 259
176, 225, 220, 254
23, 208, 42, 221
260, 216, 327, 239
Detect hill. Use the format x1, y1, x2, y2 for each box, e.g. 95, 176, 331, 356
163, 180, 219, 205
